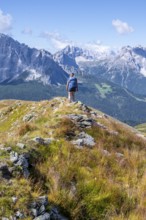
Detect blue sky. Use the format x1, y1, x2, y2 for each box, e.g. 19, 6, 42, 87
0, 0, 146, 53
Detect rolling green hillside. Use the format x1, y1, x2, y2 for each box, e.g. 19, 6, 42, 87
0, 97, 146, 219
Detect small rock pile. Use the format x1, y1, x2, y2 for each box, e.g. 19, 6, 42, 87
67, 114, 95, 128
10, 151, 30, 178
2, 196, 68, 220
30, 196, 50, 220
30, 196, 68, 220
72, 131, 95, 148
32, 137, 54, 145
23, 113, 37, 122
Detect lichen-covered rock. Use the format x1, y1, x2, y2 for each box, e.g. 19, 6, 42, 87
16, 143, 26, 149
30, 196, 50, 219
72, 132, 95, 148
12, 196, 18, 204
32, 137, 54, 145
34, 213, 50, 220
15, 210, 25, 218
23, 113, 35, 122
10, 151, 19, 163
67, 114, 94, 128
10, 151, 30, 178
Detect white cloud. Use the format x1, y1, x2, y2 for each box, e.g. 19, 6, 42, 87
40, 31, 74, 50
0, 9, 12, 33
112, 19, 134, 34
40, 31, 112, 54
84, 41, 111, 54
21, 28, 32, 35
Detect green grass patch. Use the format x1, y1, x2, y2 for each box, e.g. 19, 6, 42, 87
135, 123, 146, 135
0, 103, 29, 132
95, 83, 112, 98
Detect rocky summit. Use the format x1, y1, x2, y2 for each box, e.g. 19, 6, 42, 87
0, 97, 146, 219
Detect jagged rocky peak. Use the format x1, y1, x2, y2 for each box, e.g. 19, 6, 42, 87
53, 45, 81, 74
118, 46, 130, 56
2, 33, 146, 95
54, 45, 94, 60
54, 45, 116, 69
115, 46, 135, 63
53, 42, 146, 94
39, 48, 52, 58
120, 45, 133, 52
0, 33, 68, 85
0, 33, 23, 53
62, 45, 84, 58
119, 45, 146, 59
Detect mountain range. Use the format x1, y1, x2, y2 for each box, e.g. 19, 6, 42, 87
0, 33, 68, 85
0, 33, 146, 125
54, 45, 146, 95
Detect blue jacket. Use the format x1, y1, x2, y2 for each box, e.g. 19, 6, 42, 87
67, 77, 78, 90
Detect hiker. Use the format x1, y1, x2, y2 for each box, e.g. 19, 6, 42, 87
66, 73, 78, 102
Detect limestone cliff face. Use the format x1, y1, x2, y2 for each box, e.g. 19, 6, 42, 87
0, 34, 68, 85
0, 97, 146, 219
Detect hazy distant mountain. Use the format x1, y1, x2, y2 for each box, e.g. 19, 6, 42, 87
54, 45, 146, 95
0, 33, 68, 85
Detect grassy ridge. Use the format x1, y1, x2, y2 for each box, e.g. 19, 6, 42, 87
0, 77, 146, 125
0, 98, 146, 219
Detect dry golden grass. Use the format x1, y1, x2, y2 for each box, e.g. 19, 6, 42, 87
54, 117, 78, 139
17, 122, 37, 136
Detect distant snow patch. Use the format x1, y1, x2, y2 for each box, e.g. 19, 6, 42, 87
75, 56, 92, 63
17, 58, 22, 66
41, 75, 51, 85
140, 67, 146, 77
25, 68, 51, 85
25, 69, 42, 81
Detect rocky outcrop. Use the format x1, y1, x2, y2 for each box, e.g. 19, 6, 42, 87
32, 137, 54, 145
10, 151, 30, 178
30, 196, 50, 219
66, 114, 95, 128
3, 196, 68, 220
30, 196, 68, 220
72, 131, 95, 148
